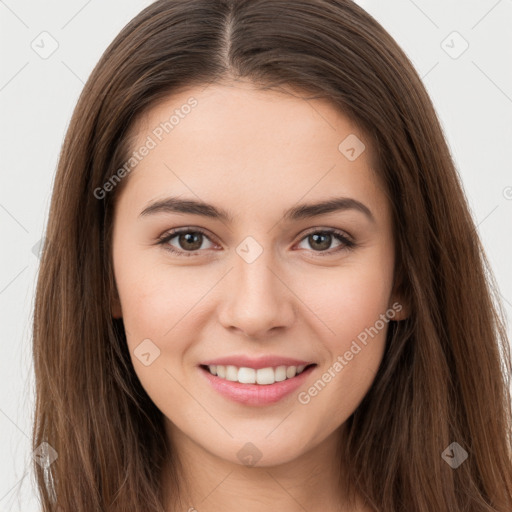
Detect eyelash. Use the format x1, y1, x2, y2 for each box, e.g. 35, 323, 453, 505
156, 227, 356, 257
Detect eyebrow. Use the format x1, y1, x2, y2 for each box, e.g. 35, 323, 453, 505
139, 196, 375, 224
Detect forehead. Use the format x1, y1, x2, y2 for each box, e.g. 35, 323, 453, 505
117, 80, 388, 224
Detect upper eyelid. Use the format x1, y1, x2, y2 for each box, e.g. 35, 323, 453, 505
159, 227, 218, 244
159, 226, 353, 248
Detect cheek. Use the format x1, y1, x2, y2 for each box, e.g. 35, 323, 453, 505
114, 256, 208, 348
291, 255, 394, 411
112, 251, 209, 413
299, 257, 394, 349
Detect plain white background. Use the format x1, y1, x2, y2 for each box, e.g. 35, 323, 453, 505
0, 0, 511, 509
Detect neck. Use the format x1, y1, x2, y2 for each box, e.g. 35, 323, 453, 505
161, 421, 369, 512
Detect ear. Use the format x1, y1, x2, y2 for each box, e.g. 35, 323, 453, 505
111, 285, 123, 319
388, 275, 410, 322
388, 294, 409, 321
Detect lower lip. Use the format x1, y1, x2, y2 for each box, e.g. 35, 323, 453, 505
199, 365, 316, 406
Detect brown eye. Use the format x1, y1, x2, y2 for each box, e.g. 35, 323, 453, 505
307, 232, 333, 251
176, 232, 204, 251
296, 229, 355, 255
158, 229, 216, 256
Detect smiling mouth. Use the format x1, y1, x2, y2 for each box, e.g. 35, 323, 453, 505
200, 363, 317, 385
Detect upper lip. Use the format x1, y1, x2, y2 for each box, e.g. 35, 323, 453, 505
200, 355, 315, 370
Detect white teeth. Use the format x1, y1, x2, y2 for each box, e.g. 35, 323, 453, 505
238, 367, 256, 384
225, 365, 238, 381
206, 364, 310, 385
256, 367, 275, 385
286, 366, 297, 379
274, 366, 287, 382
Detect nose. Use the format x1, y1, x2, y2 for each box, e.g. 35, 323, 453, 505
217, 247, 296, 339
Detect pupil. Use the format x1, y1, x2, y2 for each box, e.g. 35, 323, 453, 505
311, 233, 330, 251
180, 232, 202, 250
176, 232, 333, 252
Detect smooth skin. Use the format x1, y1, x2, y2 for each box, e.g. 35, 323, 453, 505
110, 80, 408, 512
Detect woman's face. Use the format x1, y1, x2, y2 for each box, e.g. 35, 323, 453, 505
111, 80, 405, 467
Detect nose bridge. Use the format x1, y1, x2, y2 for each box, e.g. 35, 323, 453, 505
233, 234, 283, 306
217, 234, 295, 337
236, 241, 277, 295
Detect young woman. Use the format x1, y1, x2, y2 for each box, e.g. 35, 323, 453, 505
32, 0, 512, 510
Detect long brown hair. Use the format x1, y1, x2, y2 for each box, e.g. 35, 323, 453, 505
32, 0, 512, 510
